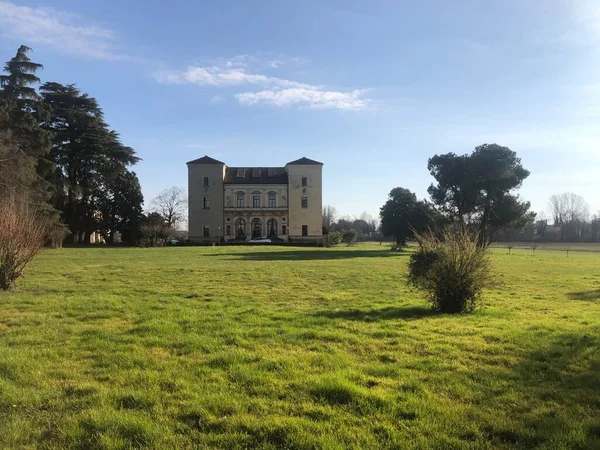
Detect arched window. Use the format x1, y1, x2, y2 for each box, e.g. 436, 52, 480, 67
282, 225, 287, 235
235, 218, 246, 239
225, 225, 231, 236
251, 218, 262, 239
267, 218, 278, 237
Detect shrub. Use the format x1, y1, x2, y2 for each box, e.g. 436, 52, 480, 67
341, 229, 358, 246
0, 196, 48, 290
47, 222, 70, 248
327, 231, 343, 246
407, 227, 494, 313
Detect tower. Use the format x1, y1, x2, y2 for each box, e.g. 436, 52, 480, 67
285, 157, 323, 242
187, 156, 225, 242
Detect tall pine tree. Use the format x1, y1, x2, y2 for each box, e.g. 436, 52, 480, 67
0, 45, 53, 203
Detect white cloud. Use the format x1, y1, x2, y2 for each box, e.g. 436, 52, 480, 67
153, 64, 313, 89
154, 59, 369, 111
210, 95, 225, 104
236, 88, 369, 111
0, 1, 124, 60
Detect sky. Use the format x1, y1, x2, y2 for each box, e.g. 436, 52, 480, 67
1, 0, 599, 222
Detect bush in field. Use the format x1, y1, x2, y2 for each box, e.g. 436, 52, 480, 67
0, 196, 48, 290
342, 229, 358, 246
407, 227, 494, 313
140, 212, 172, 247
327, 231, 343, 246
46, 222, 70, 248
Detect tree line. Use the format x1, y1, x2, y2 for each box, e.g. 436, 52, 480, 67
1, 45, 144, 246
328, 144, 537, 247
496, 192, 599, 242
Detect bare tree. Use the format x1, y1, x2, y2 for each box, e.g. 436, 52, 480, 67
150, 187, 187, 230
322, 205, 337, 231
0, 195, 48, 290
548, 193, 589, 241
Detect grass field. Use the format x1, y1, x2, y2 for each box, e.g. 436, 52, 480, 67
1, 245, 599, 449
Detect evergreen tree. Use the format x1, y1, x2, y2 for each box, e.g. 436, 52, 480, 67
40, 82, 140, 243
98, 169, 144, 245
0, 45, 53, 202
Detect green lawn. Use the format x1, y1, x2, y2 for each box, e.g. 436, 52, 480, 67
1, 245, 599, 449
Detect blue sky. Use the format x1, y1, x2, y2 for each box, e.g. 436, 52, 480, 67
1, 0, 599, 222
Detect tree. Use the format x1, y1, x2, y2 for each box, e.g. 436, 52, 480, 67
327, 231, 343, 246
380, 187, 434, 245
535, 212, 548, 239
0, 46, 53, 204
98, 169, 144, 245
342, 229, 358, 245
151, 187, 187, 229
322, 205, 337, 233
428, 144, 534, 246
548, 193, 589, 241
140, 212, 171, 247
41, 82, 139, 243
591, 213, 600, 242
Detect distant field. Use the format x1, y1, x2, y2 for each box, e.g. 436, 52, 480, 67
489, 241, 600, 252
1, 245, 599, 449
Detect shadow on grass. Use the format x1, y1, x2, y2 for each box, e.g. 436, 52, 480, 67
208, 250, 409, 261
316, 306, 436, 321
568, 289, 600, 301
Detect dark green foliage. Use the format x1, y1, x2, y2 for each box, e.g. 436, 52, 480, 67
427, 144, 535, 246
0, 46, 53, 205
380, 187, 437, 245
342, 229, 358, 245
1, 46, 143, 246
40, 82, 141, 244
408, 227, 494, 313
327, 231, 343, 246
98, 170, 144, 245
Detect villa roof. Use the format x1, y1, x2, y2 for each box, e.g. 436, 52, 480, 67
186, 155, 225, 165
286, 157, 323, 165
224, 167, 288, 184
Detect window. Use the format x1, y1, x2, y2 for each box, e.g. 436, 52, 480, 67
302, 177, 307, 187
203, 226, 210, 237
268, 195, 276, 207
302, 225, 308, 236
253, 196, 260, 207
203, 197, 210, 209
251, 218, 262, 239
203, 176, 209, 187
225, 225, 231, 236
237, 195, 244, 207
282, 225, 287, 235
235, 218, 246, 239
301, 197, 308, 208
267, 218, 278, 236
